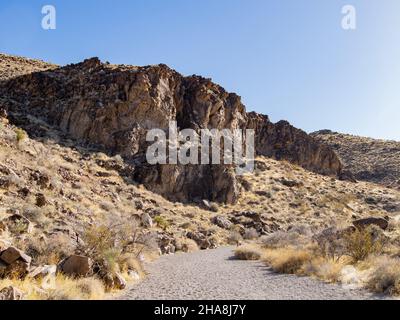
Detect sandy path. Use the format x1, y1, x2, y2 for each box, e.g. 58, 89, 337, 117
121, 247, 380, 300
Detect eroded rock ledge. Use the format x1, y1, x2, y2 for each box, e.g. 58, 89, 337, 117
0, 55, 342, 203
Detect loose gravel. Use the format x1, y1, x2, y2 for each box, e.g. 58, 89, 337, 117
121, 247, 382, 300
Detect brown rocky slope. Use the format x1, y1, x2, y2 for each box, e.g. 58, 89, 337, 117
312, 130, 400, 190
0, 54, 341, 204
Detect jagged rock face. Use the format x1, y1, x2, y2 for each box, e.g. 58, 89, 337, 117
0, 56, 342, 203
247, 113, 342, 175
0, 58, 243, 203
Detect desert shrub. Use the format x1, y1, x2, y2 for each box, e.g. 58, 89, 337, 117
23, 233, 75, 265
343, 226, 385, 262
366, 256, 400, 295
154, 216, 170, 230
288, 224, 313, 236
117, 253, 144, 276
75, 277, 105, 299
5, 173, 24, 188
312, 227, 345, 261
209, 202, 219, 213
47, 276, 105, 300
14, 128, 27, 144
180, 238, 199, 252
261, 231, 305, 249
227, 231, 243, 245
234, 245, 261, 260
99, 201, 114, 211
81, 219, 146, 277
0, 278, 47, 300
301, 257, 343, 283
22, 205, 46, 224
263, 248, 311, 274
243, 228, 259, 240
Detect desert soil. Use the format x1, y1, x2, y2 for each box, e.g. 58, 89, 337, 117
121, 247, 382, 300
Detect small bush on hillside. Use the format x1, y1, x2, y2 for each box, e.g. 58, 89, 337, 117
14, 128, 27, 144
343, 226, 385, 262
22, 233, 75, 265
81, 220, 141, 276
261, 231, 303, 249
227, 231, 243, 246
243, 228, 259, 240
154, 216, 170, 230
209, 202, 219, 213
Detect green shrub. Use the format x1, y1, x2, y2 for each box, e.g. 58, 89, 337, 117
154, 216, 170, 230
15, 128, 27, 143
343, 226, 385, 262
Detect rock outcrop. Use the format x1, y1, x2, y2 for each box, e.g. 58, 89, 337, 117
247, 113, 342, 175
0, 55, 342, 203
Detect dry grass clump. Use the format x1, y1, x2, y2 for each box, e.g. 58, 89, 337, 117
254, 224, 400, 296
366, 256, 400, 295
261, 229, 309, 249
0, 275, 106, 300
301, 257, 344, 283
243, 228, 259, 240
20, 233, 75, 265
227, 230, 243, 245
117, 253, 145, 278
179, 238, 199, 253
234, 245, 261, 260
0, 278, 45, 300
47, 276, 105, 300
262, 248, 311, 274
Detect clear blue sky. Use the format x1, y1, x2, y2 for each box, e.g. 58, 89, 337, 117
1, 0, 399, 140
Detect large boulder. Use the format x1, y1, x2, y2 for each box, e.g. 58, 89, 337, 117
0, 247, 32, 277
212, 216, 233, 230
59, 255, 91, 277
353, 217, 389, 231
0, 246, 32, 265
141, 212, 153, 228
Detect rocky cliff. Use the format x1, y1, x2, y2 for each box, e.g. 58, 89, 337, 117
0, 54, 342, 203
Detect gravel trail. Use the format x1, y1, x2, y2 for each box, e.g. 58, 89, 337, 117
121, 247, 380, 300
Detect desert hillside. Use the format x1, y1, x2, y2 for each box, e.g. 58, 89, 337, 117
312, 130, 400, 190
0, 53, 399, 299
0, 53, 57, 81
